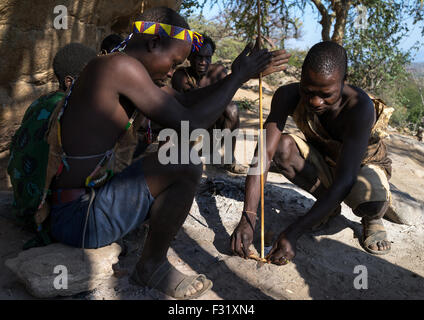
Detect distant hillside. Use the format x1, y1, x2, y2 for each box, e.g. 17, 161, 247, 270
407, 62, 424, 78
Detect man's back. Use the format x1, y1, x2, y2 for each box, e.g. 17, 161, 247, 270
51, 53, 143, 188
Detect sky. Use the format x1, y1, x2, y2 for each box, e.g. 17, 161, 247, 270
195, 1, 424, 63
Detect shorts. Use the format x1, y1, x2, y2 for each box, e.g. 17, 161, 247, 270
50, 158, 155, 249
289, 134, 391, 210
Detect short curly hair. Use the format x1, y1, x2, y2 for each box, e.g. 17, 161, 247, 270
53, 43, 97, 90
188, 34, 215, 61
100, 34, 124, 53
302, 41, 348, 81
199, 34, 215, 53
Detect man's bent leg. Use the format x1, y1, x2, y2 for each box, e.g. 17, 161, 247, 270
273, 134, 326, 198
345, 165, 391, 255
218, 102, 248, 174
354, 201, 391, 254
132, 152, 211, 298
273, 134, 341, 228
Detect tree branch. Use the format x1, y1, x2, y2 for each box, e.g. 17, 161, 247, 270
310, 0, 332, 41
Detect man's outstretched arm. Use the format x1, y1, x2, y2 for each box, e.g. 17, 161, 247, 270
172, 49, 291, 109
113, 44, 272, 132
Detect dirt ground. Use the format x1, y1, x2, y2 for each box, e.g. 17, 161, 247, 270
0, 87, 423, 300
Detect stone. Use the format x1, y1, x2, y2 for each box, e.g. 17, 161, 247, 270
5, 242, 121, 298
385, 184, 424, 226
0, 0, 182, 155
0, 0, 182, 92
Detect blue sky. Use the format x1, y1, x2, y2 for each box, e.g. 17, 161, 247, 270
195, 1, 424, 63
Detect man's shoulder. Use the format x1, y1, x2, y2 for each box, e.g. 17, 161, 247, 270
345, 84, 374, 112
172, 67, 190, 90
208, 63, 228, 79
276, 82, 300, 94
343, 85, 376, 126
273, 82, 300, 103
88, 53, 145, 75
268, 82, 300, 118
174, 66, 189, 77
80, 53, 152, 91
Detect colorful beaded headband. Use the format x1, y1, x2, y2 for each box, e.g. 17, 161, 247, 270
132, 21, 204, 52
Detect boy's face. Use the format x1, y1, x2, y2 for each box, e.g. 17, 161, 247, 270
147, 38, 191, 83
190, 43, 213, 76
299, 68, 344, 115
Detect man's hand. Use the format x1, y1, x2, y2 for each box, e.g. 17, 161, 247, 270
231, 43, 273, 84
265, 231, 297, 265
250, 36, 291, 78
260, 49, 291, 77
230, 211, 257, 258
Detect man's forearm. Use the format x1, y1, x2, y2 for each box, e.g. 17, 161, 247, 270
188, 73, 244, 129
179, 74, 237, 109
287, 180, 355, 238
243, 156, 272, 215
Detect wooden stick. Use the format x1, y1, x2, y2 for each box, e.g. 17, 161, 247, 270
248, 253, 268, 263
257, 0, 265, 260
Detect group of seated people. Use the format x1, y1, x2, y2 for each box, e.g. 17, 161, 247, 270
12, 6, 394, 300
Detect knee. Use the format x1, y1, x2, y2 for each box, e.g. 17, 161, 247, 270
353, 201, 389, 220
224, 103, 239, 126
180, 162, 203, 185
273, 134, 297, 169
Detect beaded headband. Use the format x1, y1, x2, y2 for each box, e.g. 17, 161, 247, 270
132, 21, 204, 52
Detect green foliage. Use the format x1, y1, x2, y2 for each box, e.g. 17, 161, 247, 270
183, 0, 424, 130
341, 2, 423, 129
401, 76, 424, 126
186, 14, 247, 62
214, 38, 246, 62
344, 2, 417, 93
378, 74, 424, 129
180, 0, 204, 18
287, 49, 307, 69
191, 0, 302, 46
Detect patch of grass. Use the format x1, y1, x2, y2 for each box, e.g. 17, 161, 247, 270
234, 98, 258, 112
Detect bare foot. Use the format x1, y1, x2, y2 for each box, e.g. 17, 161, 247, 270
225, 163, 249, 174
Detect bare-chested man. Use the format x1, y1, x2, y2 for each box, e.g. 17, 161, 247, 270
172, 35, 248, 174
41, 7, 289, 299
231, 41, 393, 266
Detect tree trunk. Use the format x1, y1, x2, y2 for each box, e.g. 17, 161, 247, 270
310, 0, 353, 45
331, 0, 352, 45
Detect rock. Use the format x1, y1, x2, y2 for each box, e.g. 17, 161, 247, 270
0, 0, 182, 156
366, 94, 395, 140
5, 242, 121, 298
385, 184, 424, 226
